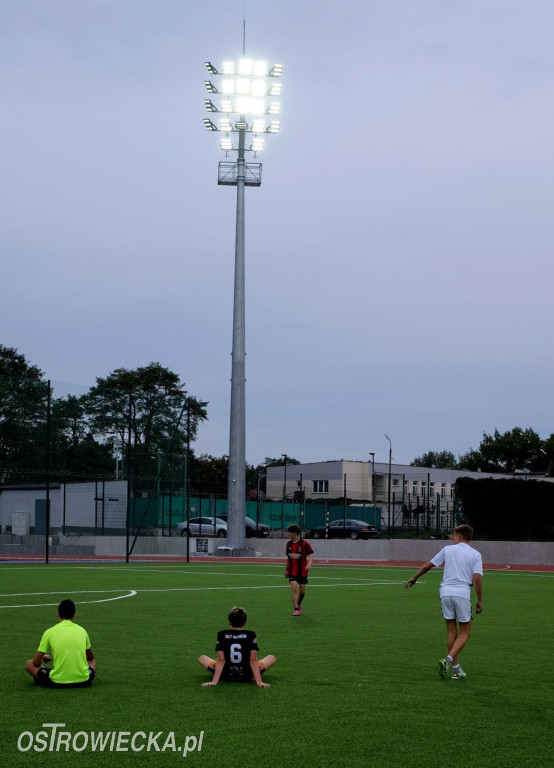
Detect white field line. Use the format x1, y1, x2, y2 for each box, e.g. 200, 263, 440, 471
0, 581, 402, 608
0, 589, 137, 608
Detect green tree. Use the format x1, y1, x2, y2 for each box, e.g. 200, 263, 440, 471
458, 427, 545, 473
0, 345, 49, 479
85, 363, 207, 479
190, 453, 228, 496
262, 456, 301, 467
411, 450, 458, 469
50, 395, 114, 479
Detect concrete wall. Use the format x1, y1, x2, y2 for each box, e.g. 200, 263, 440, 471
244, 537, 553, 566
0, 534, 552, 566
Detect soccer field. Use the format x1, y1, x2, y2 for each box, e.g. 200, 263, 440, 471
1, 562, 552, 768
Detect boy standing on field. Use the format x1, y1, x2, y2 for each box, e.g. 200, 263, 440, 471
199, 606, 276, 687
285, 524, 314, 616
25, 599, 97, 688
404, 524, 483, 680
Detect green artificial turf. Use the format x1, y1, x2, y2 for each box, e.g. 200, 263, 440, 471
0, 562, 551, 768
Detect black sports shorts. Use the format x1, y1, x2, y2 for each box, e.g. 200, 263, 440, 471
34, 667, 95, 688
288, 575, 308, 585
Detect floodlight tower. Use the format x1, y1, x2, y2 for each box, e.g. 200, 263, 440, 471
203, 56, 283, 553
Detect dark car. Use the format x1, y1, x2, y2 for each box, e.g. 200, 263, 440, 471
308, 519, 378, 540
218, 515, 270, 538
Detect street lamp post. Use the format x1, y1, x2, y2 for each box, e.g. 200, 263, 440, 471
281, 454, 288, 536
385, 434, 392, 537
256, 464, 266, 536
369, 452, 375, 508
203, 55, 283, 553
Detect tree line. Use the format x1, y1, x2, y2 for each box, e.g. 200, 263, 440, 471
411, 427, 554, 477
0, 344, 299, 495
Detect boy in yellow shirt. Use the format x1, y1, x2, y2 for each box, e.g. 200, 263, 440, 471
25, 599, 97, 688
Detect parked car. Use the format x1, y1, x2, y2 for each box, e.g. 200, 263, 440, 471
218, 515, 270, 538
174, 517, 227, 538
308, 519, 378, 540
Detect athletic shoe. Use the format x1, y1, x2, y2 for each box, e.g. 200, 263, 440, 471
292, 608, 302, 616
438, 658, 450, 679
451, 669, 467, 680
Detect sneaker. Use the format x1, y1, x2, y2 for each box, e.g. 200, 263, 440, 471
438, 658, 450, 679
292, 608, 302, 616
451, 669, 467, 680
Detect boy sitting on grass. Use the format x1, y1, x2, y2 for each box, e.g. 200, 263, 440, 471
199, 606, 276, 688
25, 598, 97, 688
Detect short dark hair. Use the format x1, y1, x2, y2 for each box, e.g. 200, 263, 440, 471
58, 599, 76, 619
454, 524, 473, 542
287, 524, 301, 535
228, 606, 247, 628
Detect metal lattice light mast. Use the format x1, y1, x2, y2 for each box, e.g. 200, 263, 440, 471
204, 55, 283, 553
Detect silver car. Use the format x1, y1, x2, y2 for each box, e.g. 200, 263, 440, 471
174, 516, 227, 538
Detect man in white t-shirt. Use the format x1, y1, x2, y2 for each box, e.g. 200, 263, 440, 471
404, 524, 483, 680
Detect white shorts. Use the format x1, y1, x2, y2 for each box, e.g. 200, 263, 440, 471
440, 596, 472, 623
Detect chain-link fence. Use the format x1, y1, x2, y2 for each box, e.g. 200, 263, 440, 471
0, 376, 199, 561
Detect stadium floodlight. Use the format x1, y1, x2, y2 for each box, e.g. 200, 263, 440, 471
251, 79, 267, 97
203, 53, 283, 554
251, 137, 264, 152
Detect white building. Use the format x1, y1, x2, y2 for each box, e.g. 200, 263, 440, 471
266, 460, 518, 529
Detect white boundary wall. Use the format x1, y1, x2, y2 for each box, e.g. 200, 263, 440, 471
76, 536, 554, 566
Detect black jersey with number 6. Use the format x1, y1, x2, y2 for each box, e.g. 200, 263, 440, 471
215, 629, 259, 682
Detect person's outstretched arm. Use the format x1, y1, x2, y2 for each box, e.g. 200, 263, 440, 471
404, 561, 435, 588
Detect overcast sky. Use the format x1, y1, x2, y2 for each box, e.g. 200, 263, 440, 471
2, 1, 553, 466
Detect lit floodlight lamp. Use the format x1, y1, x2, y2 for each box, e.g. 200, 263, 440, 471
204, 99, 218, 112
222, 61, 235, 74
251, 137, 264, 152
237, 78, 251, 94
220, 137, 233, 151
267, 102, 281, 115
269, 64, 283, 77
251, 80, 266, 97
266, 120, 280, 133
253, 61, 268, 76
252, 119, 265, 133
221, 99, 233, 113
219, 118, 232, 131
221, 79, 235, 94
268, 82, 282, 96
205, 61, 218, 74
203, 118, 217, 131
235, 121, 248, 130
238, 58, 253, 75
250, 98, 265, 114
204, 80, 218, 93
